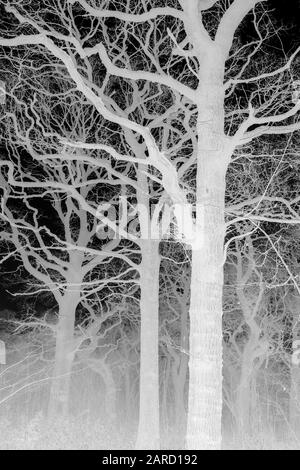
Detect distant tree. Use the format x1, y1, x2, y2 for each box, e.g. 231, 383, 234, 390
0, 78, 137, 420
0, 0, 300, 449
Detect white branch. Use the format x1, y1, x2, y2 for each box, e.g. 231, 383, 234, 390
216, 0, 269, 58
68, 0, 185, 22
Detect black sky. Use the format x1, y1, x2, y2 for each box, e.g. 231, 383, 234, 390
270, 0, 300, 49
0, 0, 300, 311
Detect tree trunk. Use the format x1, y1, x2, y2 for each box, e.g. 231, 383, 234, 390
186, 166, 226, 449
47, 290, 80, 420
186, 52, 228, 449
289, 365, 300, 441
172, 298, 189, 446
102, 363, 117, 424
173, 358, 188, 446
135, 240, 161, 449
123, 367, 132, 423
289, 312, 300, 441
236, 358, 253, 438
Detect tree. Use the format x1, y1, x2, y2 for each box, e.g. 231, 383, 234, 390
160, 245, 190, 448
0, 70, 138, 421
0, 0, 300, 450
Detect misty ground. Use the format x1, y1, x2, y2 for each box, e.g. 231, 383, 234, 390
0, 329, 299, 450
0, 329, 180, 450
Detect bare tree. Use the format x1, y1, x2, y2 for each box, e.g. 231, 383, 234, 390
0, 0, 300, 450
0, 71, 138, 421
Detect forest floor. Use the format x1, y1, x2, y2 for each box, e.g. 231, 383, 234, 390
222, 432, 300, 450
0, 415, 135, 450
0, 415, 299, 450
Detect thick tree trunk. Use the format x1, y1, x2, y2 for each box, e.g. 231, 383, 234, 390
186, 166, 226, 449
47, 289, 80, 420
135, 240, 161, 449
186, 52, 228, 450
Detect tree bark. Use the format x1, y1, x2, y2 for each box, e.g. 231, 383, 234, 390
172, 295, 189, 446
236, 357, 254, 438
186, 167, 226, 449
173, 356, 188, 446
135, 240, 161, 449
47, 275, 81, 420
186, 51, 228, 450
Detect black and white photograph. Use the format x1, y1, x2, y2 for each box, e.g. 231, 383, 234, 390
0, 0, 299, 451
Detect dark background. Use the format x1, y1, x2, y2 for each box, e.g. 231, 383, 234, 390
269, 0, 300, 48
0, 0, 300, 310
